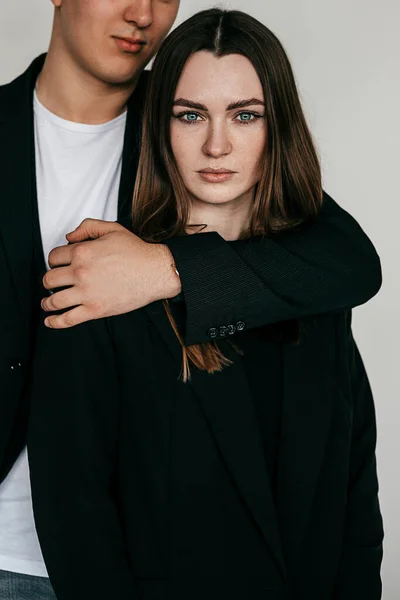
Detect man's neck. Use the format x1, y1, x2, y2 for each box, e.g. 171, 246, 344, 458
35, 47, 137, 125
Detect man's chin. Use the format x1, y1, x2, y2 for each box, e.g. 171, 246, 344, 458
100, 69, 144, 87
95, 57, 150, 87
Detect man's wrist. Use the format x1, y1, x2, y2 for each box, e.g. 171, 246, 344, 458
154, 244, 182, 300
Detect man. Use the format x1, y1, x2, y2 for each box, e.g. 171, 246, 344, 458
0, 1, 381, 599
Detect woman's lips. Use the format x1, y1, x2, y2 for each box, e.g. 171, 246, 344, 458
114, 37, 146, 54
198, 170, 235, 183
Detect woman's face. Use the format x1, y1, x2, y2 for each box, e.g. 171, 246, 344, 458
170, 51, 267, 209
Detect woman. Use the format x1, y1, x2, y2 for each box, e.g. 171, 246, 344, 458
28, 9, 383, 600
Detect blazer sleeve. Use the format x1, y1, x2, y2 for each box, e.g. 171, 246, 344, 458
164, 192, 382, 346
334, 314, 384, 599
28, 318, 140, 600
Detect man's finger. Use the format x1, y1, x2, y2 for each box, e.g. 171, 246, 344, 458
66, 219, 122, 243
44, 305, 93, 329
48, 244, 73, 268
43, 266, 74, 291
41, 288, 81, 313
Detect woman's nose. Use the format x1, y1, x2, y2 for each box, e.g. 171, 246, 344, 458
202, 124, 232, 158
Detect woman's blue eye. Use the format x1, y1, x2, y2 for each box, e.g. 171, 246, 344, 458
183, 112, 200, 122
237, 112, 254, 122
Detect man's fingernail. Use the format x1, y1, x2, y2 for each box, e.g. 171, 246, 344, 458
44, 318, 52, 328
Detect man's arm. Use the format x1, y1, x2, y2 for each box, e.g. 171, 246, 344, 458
165, 192, 381, 344
333, 315, 384, 599
42, 192, 381, 340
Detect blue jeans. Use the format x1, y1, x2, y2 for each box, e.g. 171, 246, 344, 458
0, 570, 57, 600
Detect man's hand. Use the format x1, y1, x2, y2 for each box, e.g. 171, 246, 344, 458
41, 219, 181, 329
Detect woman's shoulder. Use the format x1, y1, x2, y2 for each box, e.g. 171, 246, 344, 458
293, 311, 352, 366
299, 310, 349, 338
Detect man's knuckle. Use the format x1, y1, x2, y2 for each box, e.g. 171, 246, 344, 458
49, 273, 58, 288
74, 243, 89, 261
44, 296, 53, 310
52, 295, 65, 311
91, 300, 104, 315
63, 313, 76, 328
74, 265, 88, 283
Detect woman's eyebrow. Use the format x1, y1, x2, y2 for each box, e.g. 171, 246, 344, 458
226, 98, 265, 110
172, 98, 265, 111
172, 99, 207, 110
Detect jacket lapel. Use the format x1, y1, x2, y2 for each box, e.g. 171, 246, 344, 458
117, 71, 149, 228
145, 301, 287, 583
277, 316, 337, 566
0, 55, 45, 331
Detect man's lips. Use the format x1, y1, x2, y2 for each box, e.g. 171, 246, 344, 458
114, 37, 146, 53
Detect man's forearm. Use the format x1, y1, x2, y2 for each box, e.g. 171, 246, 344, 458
164, 193, 382, 345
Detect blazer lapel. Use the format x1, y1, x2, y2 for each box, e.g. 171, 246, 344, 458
145, 301, 287, 583
0, 55, 45, 331
117, 71, 149, 228
277, 316, 337, 565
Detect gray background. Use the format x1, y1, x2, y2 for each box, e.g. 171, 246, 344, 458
1, 0, 399, 597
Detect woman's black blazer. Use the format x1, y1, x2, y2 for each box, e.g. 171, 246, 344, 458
28, 307, 383, 600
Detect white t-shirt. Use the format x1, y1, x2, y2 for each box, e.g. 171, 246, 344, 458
0, 92, 127, 576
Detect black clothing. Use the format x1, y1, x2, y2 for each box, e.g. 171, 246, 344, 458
236, 327, 283, 487
0, 55, 383, 592
28, 308, 383, 600
164, 218, 382, 345
0, 55, 382, 486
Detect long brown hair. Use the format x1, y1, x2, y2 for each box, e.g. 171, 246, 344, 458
132, 8, 322, 381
